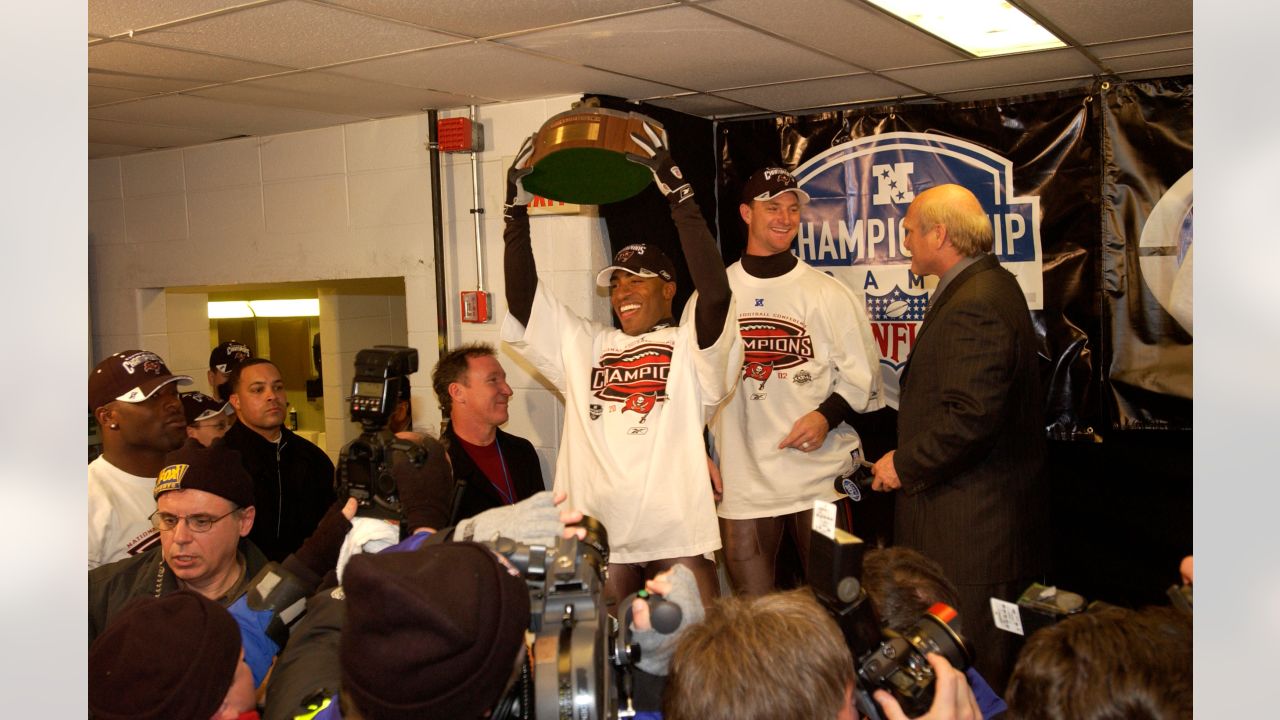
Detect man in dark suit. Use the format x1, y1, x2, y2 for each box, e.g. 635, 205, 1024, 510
430, 343, 545, 525
871, 183, 1048, 694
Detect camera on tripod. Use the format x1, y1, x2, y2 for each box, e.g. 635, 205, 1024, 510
335, 345, 425, 524
807, 502, 972, 719
485, 517, 675, 720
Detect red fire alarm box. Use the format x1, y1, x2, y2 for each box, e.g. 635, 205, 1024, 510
460, 291, 490, 323
438, 117, 483, 153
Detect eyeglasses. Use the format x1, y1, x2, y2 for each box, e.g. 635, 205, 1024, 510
150, 508, 238, 533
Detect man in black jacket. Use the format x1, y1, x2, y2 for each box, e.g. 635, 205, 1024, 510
430, 343, 545, 526
223, 358, 337, 562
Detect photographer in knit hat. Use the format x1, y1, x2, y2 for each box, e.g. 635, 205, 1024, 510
89, 590, 258, 720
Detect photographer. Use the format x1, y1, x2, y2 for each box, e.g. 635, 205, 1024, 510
663, 589, 980, 720
861, 547, 1007, 719
1004, 605, 1191, 720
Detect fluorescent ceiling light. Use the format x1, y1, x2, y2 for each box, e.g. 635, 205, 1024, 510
207, 299, 320, 318
867, 0, 1066, 57
208, 301, 253, 319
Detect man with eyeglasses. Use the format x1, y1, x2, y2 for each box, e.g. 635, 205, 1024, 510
89, 439, 269, 644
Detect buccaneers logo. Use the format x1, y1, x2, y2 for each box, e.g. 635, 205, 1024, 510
590, 342, 673, 412
739, 316, 813, 389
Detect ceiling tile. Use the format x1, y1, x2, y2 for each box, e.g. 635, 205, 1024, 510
91, 142, 150, 159
1088, 33, 1193, 59
190, 72, 482, 118
1100, 49, 1193, 75
883, 48, 1100, 96
332, 42, 684, 102
703, 0, 963, 70
718, 73, 923, 113
642, 93, 765, 118
89, 0, 256, 37
1020, 0, 1192, 45
89, 118, 235, 148
319, 0, 672, 38
938, 78, 1095, 104
90, 84, 158, 106
90, 94, 367, 135
136, 0, 462, 68
501, 5, 858, 91
90, 41, 295, 86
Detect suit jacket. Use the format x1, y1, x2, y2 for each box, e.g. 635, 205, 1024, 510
894, 254, 1048, 585
443, 424, 546, 526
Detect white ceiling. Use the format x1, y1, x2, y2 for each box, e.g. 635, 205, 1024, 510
88, 0, 1193, 158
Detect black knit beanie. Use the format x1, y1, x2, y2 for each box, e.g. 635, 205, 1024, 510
340, 541, 531, 719
89, 590, 242, 720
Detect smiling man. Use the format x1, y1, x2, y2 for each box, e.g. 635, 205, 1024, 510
89, 350, 193, 569
430, 343, 544, 526
500, 122, 742, 610
221, 358, 336, 562
710, 168, 884, 596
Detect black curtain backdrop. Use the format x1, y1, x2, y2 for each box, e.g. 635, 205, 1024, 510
584, 80, 1192, 608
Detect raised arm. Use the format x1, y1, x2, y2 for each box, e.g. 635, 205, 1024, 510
626, 122, 731, 349
503, 135, 537, 327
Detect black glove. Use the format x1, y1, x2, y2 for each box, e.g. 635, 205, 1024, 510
504, 134, 536, 219
392, 435, 454, 533
626, 121, 693, 206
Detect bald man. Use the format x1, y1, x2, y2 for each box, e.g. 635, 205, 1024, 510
870, 184, 1048, 694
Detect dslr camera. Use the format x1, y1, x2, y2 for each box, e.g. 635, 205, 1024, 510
808, 515, 971, 719
335, 346, 425, 524
486, 517, 677, 720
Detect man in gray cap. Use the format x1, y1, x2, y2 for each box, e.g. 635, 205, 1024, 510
88, 350, 192, 568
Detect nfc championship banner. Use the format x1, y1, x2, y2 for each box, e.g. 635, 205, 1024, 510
789, 132, 1045, 407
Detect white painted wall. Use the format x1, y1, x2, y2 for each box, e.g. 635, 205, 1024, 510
87, 95, 614, 480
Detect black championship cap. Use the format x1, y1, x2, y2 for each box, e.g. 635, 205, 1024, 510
741, 167, 811, 205
89, 350, 193, 412
180, 391, 234, 425
594, 243, 677, 288
209, 341, 252, 374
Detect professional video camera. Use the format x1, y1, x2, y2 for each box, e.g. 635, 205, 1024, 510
807, 506, 972, 719
485, 517, 680, 720
335, 345, 426, 525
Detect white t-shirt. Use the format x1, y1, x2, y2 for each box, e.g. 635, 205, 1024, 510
501, 284, 742, 564
711, 260, 885, 519
88, 455, 160, 569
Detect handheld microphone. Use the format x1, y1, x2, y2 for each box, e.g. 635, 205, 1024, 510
834, 458, 874, 502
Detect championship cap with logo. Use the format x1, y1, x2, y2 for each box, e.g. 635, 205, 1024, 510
595, 243, 677, 287
209, 341, 252, 374
180, 391, 234, 425
741, 167, 811, 205
89, 350, 193, 412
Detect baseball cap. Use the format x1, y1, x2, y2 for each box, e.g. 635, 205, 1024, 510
89, 350, 193, 412
594, 243, 677, 288
741, 167, 811, 205
209, 341, 252, 374
341, 542, 531, 719
89, 591, 242, 720
154, 439, 255, 509
180, 391, 233, 425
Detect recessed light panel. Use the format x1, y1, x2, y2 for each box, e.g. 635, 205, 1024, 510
867, 0, 1067, 57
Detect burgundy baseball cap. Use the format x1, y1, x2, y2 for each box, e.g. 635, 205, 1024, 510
595, 243, 677, 288
89, 350, 192, 412
180, 391, 233, 425
741, 167, 811, 205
